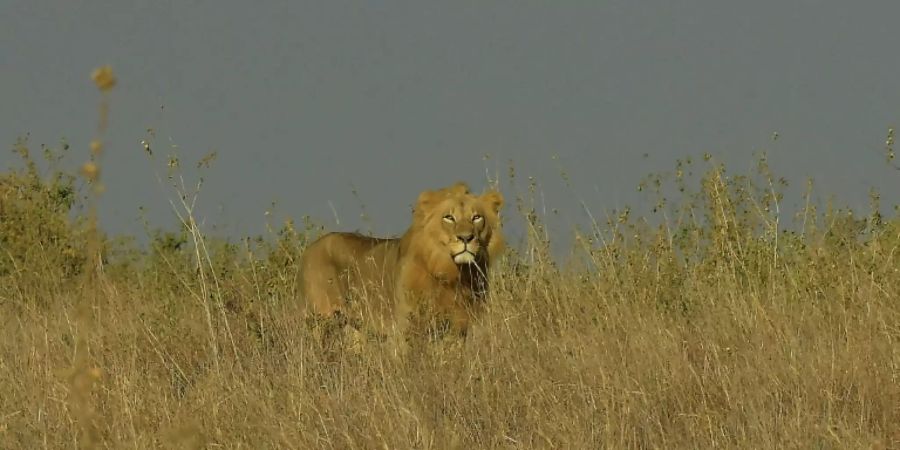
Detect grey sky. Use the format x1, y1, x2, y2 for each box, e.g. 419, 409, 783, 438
3, 1, 900, 243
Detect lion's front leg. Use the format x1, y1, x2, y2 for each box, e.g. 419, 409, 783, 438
395, 286, 473, 342
436, 287, 478, 338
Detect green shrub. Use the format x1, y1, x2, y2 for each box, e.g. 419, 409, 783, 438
0, 138, 85, 296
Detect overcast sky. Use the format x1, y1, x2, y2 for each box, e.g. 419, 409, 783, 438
3, 1, 900, 244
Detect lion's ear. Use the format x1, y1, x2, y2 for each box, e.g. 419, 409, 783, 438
414, 189, 443, 220
415, 190, 437, 213
481, 191, 504, 214
417, 190, 434, 206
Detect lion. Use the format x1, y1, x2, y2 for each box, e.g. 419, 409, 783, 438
299, 182, 504, 341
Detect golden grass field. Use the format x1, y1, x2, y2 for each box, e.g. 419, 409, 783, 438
1, 72, 899, 448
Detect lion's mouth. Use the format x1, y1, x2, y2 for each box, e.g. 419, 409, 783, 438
452, 250, 476, 264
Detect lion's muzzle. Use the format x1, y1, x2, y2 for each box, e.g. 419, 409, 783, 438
451, 237, 479, 264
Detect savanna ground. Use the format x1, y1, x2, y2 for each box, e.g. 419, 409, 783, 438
1, 74, 899, 448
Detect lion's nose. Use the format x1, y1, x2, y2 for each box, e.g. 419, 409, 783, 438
457, 233, 475, 243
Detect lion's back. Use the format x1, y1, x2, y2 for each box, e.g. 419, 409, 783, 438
299, 232, 402, 317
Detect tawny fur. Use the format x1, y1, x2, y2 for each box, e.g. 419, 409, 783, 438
299, 182, 504, 337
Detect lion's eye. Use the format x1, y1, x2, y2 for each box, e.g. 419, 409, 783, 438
442, 215, 455, 223
472, 214, 483, 222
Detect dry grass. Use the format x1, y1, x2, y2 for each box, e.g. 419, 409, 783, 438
1, 74, 899, 448
2, 146, 899, 449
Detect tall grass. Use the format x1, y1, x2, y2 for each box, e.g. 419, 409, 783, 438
1, 74, 899, 448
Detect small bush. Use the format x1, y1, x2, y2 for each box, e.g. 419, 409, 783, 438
0, 138, 86, 297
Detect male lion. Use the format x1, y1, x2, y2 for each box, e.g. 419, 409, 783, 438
299, 182, 504, 340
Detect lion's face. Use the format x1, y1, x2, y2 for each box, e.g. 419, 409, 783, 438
440, 198, 491, 264
414, 182, 504, 267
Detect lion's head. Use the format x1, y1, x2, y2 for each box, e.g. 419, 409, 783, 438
410, 182, 504, 277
